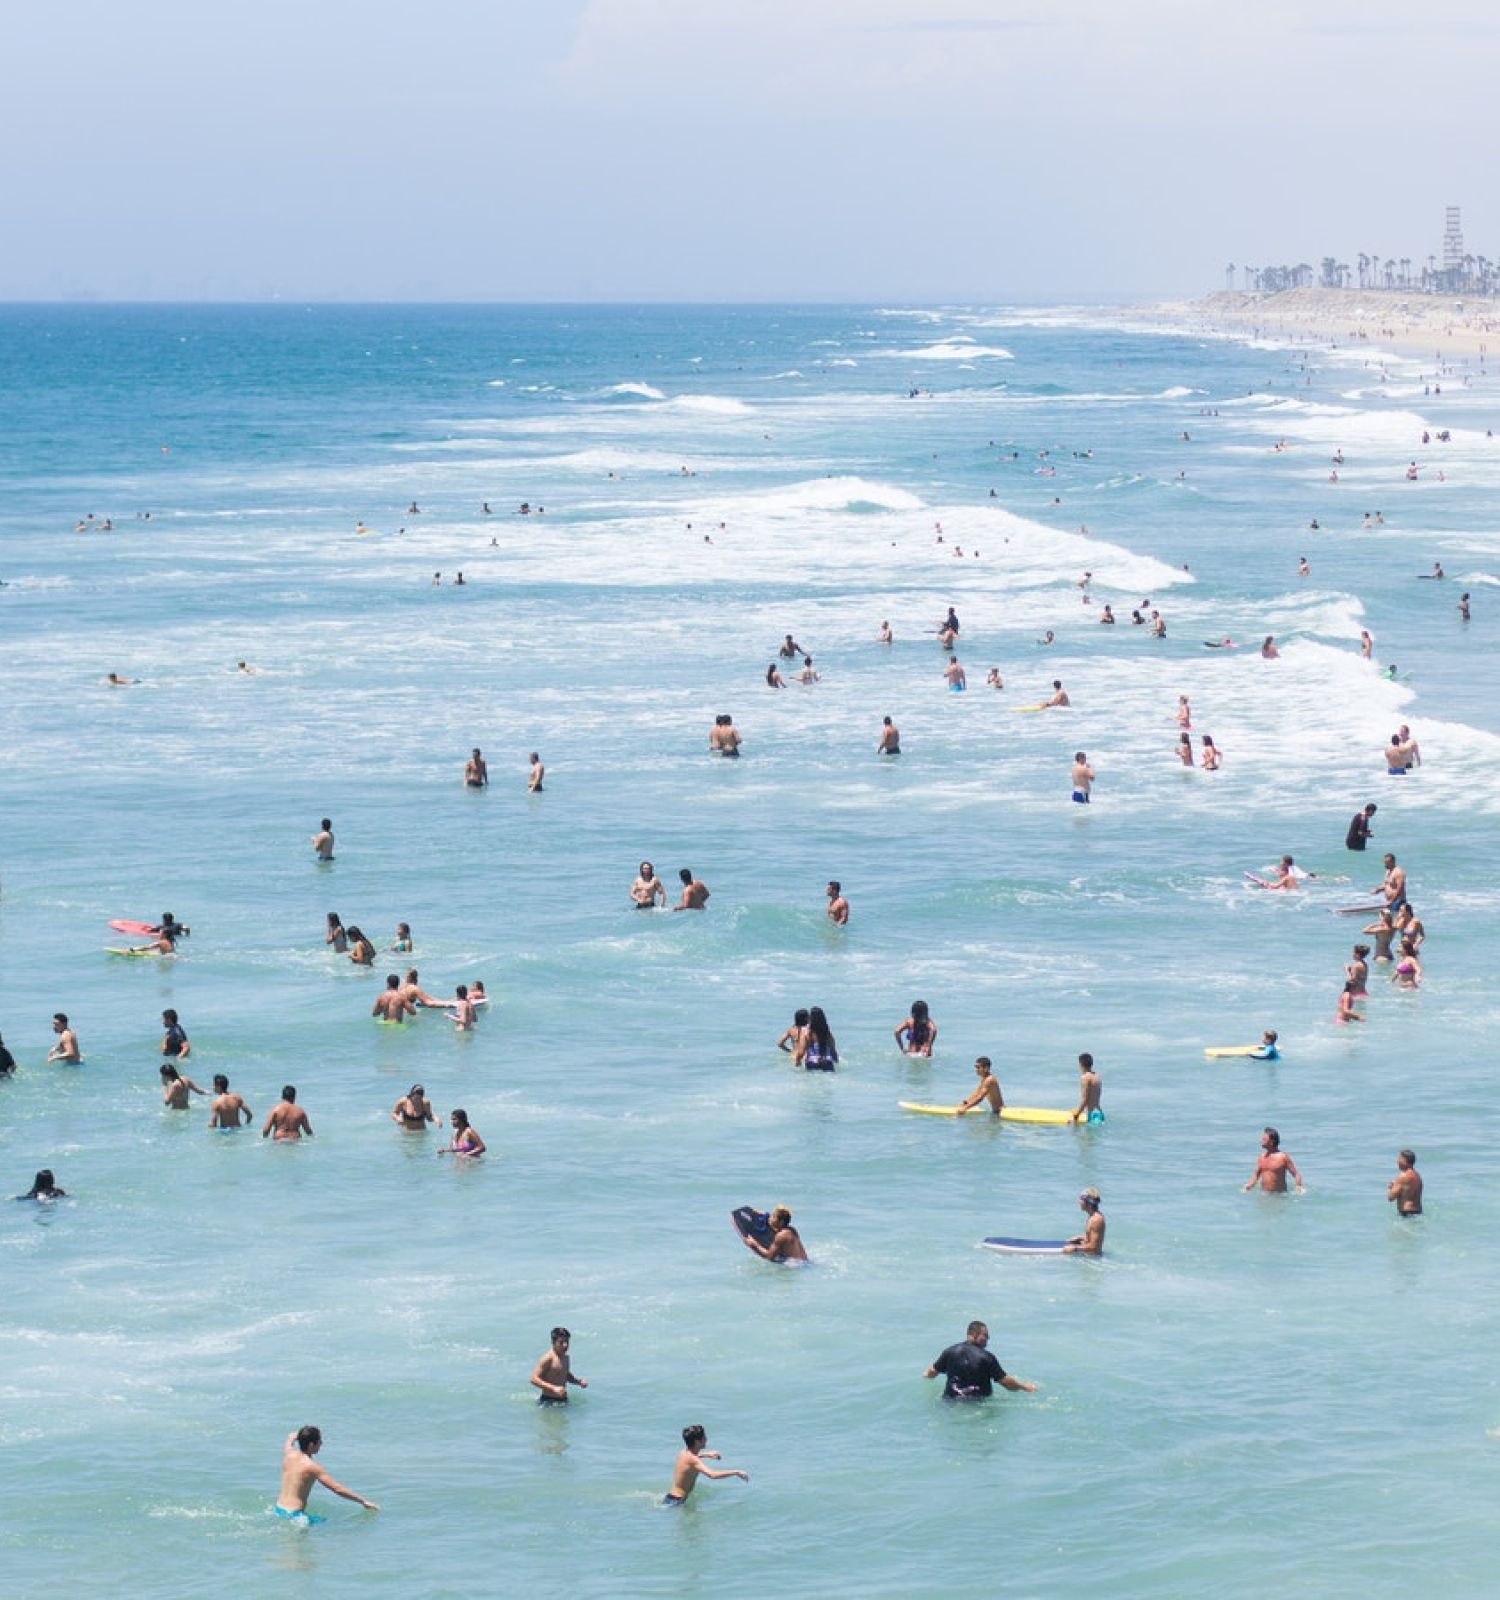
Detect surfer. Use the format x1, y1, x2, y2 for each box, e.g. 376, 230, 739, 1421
1345, 803, 1377, 852
825, 881, 849, 925
943, 655, 967, 691
924, 1320, 1036, 1400
276, 1427, 378, 1522
1374, 854, 1408, 911
262, 1086, 312, 1141
372, 974, 415, 1023
1243, 1127, 1304, 1193
531, 1327, 588, 1403
955, 1056, 1003, 1115
877, 715, 901, 755
673, 869, 710, 911
160, 1008, 191, 1059
310, 818, 335, 861
46, 1013, 81, 1064
662, 1426, 749, 1505
1387, 1150, 1423, 1216
893, 1000, 937, 1057
1062, 1189, 1106, 1254
630, 862, 666, 909
464, 748, 488, 788
392, 1085, 438, 1130
740, 1205, 808, 1263
1043, 680, 1070, 708
159, 1064, 207, 1109
1248, 1031, 1280, 1060
1071, 752, 1094, 804
209, 1075, 252, 1128
438, 1108, 485, 1157
1067, 1053, 1103, 1124
709, 715, 742, 757
527, 752, 545, 792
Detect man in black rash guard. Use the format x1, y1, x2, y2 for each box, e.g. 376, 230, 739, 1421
1346, 803, 1377, 852
924, 1320, 1036, 1401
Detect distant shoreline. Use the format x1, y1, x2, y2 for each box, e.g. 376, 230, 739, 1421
1139, 286, 1500, 365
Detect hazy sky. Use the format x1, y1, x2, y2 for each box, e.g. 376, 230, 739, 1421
5, 0, 1496, 301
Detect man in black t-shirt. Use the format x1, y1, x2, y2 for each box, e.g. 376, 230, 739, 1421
1346, 803, 1377, 851
924, 1320, 1036, 1401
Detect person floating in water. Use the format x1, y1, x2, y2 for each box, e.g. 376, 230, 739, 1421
1067, 1052, 1104, 1124
276, 1426, 378, 1524
531, 1326, 588, 1403
740, 1205, 808, 1263
662, 1425, 749, 1505
924, 1320, 1036, 1400
1062, 1188, 1106, 1254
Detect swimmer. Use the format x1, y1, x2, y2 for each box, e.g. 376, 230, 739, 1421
392, 1084, 438, 1130
776, 1009, 810, 1058
798, 1007, 838, 1070
955, 1055, 1003, 1115
925, 1321, 1036, 1401
1071, 751, 1094, 804
1346, 945, 1371, 997
1038, 630, 1055, 646
469, 980, 488, 1007
985, 667, 1004, 689
454, 572, 465, 586
1261, 636, 1280, 660
797, 655, 820, 684
237, 660, 259, 674
276, 1427, 378, 1520
630, 862, 666, 909
1176, 732, 1194, 766
1099, 604, 1115, 625
346, 927, 375, 966
1364, 908, 1397, 964
1393, 904, 1425, 950
1385, 734, 1415, 775
662, 1426, 748, 1505
941, 606, 960, 636
1243, 1127, 1304, 1193
1387, 1150, 1423, 1216
778, 633, 802, 660
262, 1085, 313, 1141
1175, 695, 1192, 729
1345, 802, 1377, 852
877, 715, 901, 755
448, 983, 478, 1030
1150, 612, 1167, 637
527, 752, 544, 792
105, 673, 138, 686
877, 620, 892, 644
1335, 980, 1364, 1023
1374, 853, 1407, 911
438, 1108, 485, 1156
1043, 680, 1070, 708
1254, 856, 1300, 892
310, 818, 335, 861
1391, 938, 1422, 990
1067, 1052, 1104, 1124
159, 1064, 207, 1108
209, 1074, 252, 1128
1397, 725, 1421, 767
464, 748, 488, 788
325, 912, 348, 953
1457, 591, 1471, 621
160, 1008, 191, 1059
1062, 1189, 1106, 1254
709, 715, 742, 757
46, 1013, 81, 1064
0, 1033, 15, 1077
372, 973, 414, 1022
17, 1169, 66, 1201
893, 999, 937, 1057
531, 1327, 588, 1403
1248, 1031, 1280, 1060
399, 969, 446, 1009
825, 881, 849, 926
766, 662, 786, 688
1298, 558, 1310, 577
943, 655, 967, 691
390, 922, 413, 952
1200, 734, 1222, 770
741, 1205, 808, 1263
673, 869, 710, 911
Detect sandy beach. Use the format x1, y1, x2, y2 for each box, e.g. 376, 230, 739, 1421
1145, 286, 1500, 366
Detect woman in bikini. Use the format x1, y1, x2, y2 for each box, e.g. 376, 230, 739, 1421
893, 999, 937, 1057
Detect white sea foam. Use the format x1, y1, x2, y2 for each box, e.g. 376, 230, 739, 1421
883, 340, 1014, 361
661, 394, 755, 416
599, 382, 666, 400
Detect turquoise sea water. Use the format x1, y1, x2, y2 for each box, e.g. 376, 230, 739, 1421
2, 304, 1498, 1598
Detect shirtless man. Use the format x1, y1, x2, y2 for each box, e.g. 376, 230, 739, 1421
1397, 725, 1421, 767
778, 633, 802, 660
464, 748, 488, 788
1071, 752, 1094, 804
391, 1084, 437, 1130
1387, 1149, 1423, 1216
527, 752, 544, 791
1374, 853, 1408, 911
741, 1205, 808, 1263
709, 716, 742, 757
262, 1085, 313, 1141
631, 861, 666, 908
1043, 680, 1070, 708
662, 1425, 748, 1505
310, 818, 335, 861
943, 655, 967, 691
825, 881, 849, 925
399, 969, 445, 1009
877, 716, 901, 755
1385, 734, 1415, 775
372, 974, 415, 1023
209, 1074, 252, 1128
985, 667, 1003, 689
1256, 856, 1300, 892
530, 1326, 589, 1404
160, 1064, 207, 1108
276, 1427, 378, 1522
1457, 591, 1470, 621
956, 1056, 1004, 1116
1067, 1052, 1103, 1125
1062, 1189, 1106, 1254
46, 1013, 81, 1063
1243, 1127, 1303, 1194
448, 984, 477, 1031
673, 869, 709, 911
877, 620, 893, 644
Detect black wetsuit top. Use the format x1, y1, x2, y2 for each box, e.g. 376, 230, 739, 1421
162, 1024, 189, 1057
1345, 813, 1372, 851
932, 1340, 1005, 1399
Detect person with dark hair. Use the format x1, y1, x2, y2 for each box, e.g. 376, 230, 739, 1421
1068, 1053, 1103, 1125
276, 1427, 378, 1522
1071, 751, 1094, 803
310, 818, 335, 861
766, 661, 786, 688
1346, 802, 1377, 852
894, 1000, 936, 1057
46, 1013, 81, 1064
955, 1056, 1002, 1115
0, 1031, 18, 1076
438, 1109, 485, 1157
630, 862, 666, 909
531, 1327, 588, 1403
391, 1085, 437, 1131
528, 752, 545, 791
346, 927, 375, 967
263, 1086, 312, 1141
877, 715, 900, 755
372, 974, 414, 1023
1244, 1127, 1304, 1193
709, 715, 741, 757
740, 1205, 808, 1263
825, 881, 848, 925
924, 1320, 1036, 1400
799, 1007, 838, 1070
1388, 1150, 1423, 1216
160, 1063, 207, 1109
673, 869, 709, 911
17, 1169, 65, 1201
662, 1425, 748, 1505
464, 748, 488, 788
324, 912, 348, 953
209, 1074, 252, 1128
777, 1009, 810, 1057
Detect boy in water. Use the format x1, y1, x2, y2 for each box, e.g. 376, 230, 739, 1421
530, 1326, 589, 1404
276, 1426, 378, 1523
209, 1074, 252, 1128
955, 1056, 1004, 1116
1243, 1127, 1303, 1193
1067, 1052, 1103, 1124
662, 1425, 749, 1505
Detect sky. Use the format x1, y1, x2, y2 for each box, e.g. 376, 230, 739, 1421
3, 0, 1497, 302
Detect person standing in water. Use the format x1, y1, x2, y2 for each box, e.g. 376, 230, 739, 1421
1364, 908, 1397, 964
527, 752, 545, 791
709, 715, 742, 757
531, 1327, 589, 1404
209, 1074, 252, 1128
1067, 1052, 1103, 1124
943, 655, 967, 691
1071, 752, 1094, 804
438, 1109, 485, 1156
1388, 1150, 1423, 1216
631, 862, 666, 908
825, 881, 849, 925
661, 1425, 749, 1505
1346, 803, 1377, 851
877, 716, 901, 755
263, 1086, 313, 1141
392, 1084, 438, 1130
740, 1205, 808, 1263
275, 1427, 378, 1522
924, 1320, 1036, 1400
310, 818, 335, 861
372, 974, 415, 1023
160, 1064, 207, 1108
464, 748, 488, 788
1244, 1127, 1304, 1193
955, 1056, 1003, 1115
673, 869, 710, 911
160, 1009, 191, 1060
46, 1013, 81, 1063
894, 999, 937, 1057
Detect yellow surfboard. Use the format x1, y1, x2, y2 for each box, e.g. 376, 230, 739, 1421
1204, 1046, 1273, 1058
899, 1100, 1071, 1125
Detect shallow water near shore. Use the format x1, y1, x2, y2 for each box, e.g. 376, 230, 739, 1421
2, 303, 1499, 1598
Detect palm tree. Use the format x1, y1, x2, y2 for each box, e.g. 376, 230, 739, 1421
1226, 262, 1236, 291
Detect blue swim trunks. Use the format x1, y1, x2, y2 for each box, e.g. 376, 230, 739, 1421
1072, 790, 1090, 804
274, 1506, 325, 1526
1087, 1108, 1105, 1124
662, 1494, 685, 1508
949, 683, 965, 692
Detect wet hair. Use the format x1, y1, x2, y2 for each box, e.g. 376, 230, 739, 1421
1202, 735, 1216, 747
966, 1320, 988, 1339
456, 984, 468, 999
551, 1326, 571, 1343
683, 1424, 707, 1449
396, 922, 410, 936
213, 1074, 228, 1092
296, 1425, 321, 1453
827, 881, 840, 896
282, 1085, 297, 1102
766, 663, 779, 683
911, 1000, 929, 1023
1399, 1149, 1416, 1167
1263, 1126, 1281, 1149
807, 1006, 836, 1053
160, 1065, 180, 1082
451, 1109, 470, 1129
1079, 1052, 1094, 1069
163, 1009, 179, 1025
27, 1170, 58, 1198
326, 912, 342, 929
640, 861, 653, 875
385, 973, 400, 989
793, 1009, 810, 1026
1264, 1031, 1279, 1044
679, 868, 693, 884
883, 715, 893, 726
346, 926, 366, 944
54, 1013, 68, 1026
1074, 751, 1086, 763
1353, 945, 1370, 960
320, 818, 331, 831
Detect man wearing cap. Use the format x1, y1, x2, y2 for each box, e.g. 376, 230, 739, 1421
1062, 1190, 1106, 1254
924, 1320, 1037, 1400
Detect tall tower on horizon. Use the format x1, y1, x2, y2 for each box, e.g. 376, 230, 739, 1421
1444, 206, 1463, 271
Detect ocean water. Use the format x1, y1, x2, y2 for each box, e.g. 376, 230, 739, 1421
2, 303, 1499, 1599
